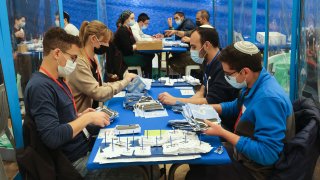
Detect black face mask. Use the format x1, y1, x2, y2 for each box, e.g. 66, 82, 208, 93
196, 21, 201, 27
94, 45, 108, 55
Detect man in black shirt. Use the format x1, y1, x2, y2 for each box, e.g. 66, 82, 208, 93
159, 28, 239, 131
168, 11, 195, 31
24, 27, 110, 177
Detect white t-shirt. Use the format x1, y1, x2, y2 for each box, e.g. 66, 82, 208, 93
64, 23, 79, 36
130, 22, 152, 42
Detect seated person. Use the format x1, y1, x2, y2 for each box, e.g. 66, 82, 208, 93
186, 41, 295, 180
24, 27, 110, 177
67, 20, 136, 113
131, 13, 151, 41
114, 10, 154, 77
13, 15, 26, 47
166, 10, 213, 43
159, 27, 238, 131
55, 11, 79, 36
104, 41, 128, 82
167, 11, 195, 31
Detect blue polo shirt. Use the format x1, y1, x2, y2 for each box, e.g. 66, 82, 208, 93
24, 72, 89, 162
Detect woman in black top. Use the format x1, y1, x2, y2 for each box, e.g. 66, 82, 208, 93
114, 10, 154, 77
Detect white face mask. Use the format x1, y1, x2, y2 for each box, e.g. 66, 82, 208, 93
58, 59, 77, 77
55, 20, 60, 27
142, 25, 148, 30
224, 71, 247, 89
20, 22, 26, 28
128, 20, 135, 26
175, 19, 182, 25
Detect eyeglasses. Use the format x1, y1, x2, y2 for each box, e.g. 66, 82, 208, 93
224, 71, 238, 80
63, 51, 77, 63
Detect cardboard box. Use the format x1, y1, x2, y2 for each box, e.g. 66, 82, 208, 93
17, 44, 28, 53
256, 32, 286, 46
136, 40, 163, 50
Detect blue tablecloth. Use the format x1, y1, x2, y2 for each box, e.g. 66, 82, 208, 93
137, 46, 187, 54
87, 87, 231, 170
152, 80, 191, 87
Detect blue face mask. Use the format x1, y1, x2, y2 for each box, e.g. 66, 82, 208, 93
128, 20, 135, 26
142, 25, 148, 30
224, 71, 247, 89
190, 46, 207, 64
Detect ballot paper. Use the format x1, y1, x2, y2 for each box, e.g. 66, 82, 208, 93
114, 91, 126, 97
140, 78, 152, 90
180, 89, 195, 96
183, 76, 201, 86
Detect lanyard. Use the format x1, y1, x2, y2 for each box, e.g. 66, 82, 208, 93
233, 89, 250, 133
84, 49, 101, 83
40, 67, 78, 114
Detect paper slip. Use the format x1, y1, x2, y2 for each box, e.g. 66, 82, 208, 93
163, 48, 172, 50
97, 128, 115, 139
165, 81, 174, 86
143, 110, 168, 118
180, 89, 195, 96
114, 91, 126, 97
144, 130, 169, 137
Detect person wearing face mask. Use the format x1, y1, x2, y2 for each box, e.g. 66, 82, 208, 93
114, 10, 154, 77
13, 15, 26, 45
130, 13, 152, 41
55, 11, 79, 36
165, 10, 213, 43
168, 11, 195, 31
159, 27, 238, 131
67, 20, 136, 113
23, 27, 111, 178
186, 41, 295, 180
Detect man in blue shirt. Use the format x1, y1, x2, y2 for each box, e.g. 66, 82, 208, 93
187, 41, 295, 180
168, 11, 195, 31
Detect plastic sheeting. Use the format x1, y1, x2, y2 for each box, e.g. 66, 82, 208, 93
298, 0, 320, 103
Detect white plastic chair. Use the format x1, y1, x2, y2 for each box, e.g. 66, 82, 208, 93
127, 66, 142, 76
185, 65, 200, 76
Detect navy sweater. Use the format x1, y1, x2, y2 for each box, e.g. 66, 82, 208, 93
24, 72, 89, 162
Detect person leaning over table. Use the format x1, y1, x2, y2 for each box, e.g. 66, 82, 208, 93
159, 27, 239, 131
67, 20, 136, 113
165, 10, 213, 43
114, 10, 154, 77
23, 27, 111, 178
186, 41, 295, 180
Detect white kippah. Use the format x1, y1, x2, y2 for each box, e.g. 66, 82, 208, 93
234, 41, 259, 55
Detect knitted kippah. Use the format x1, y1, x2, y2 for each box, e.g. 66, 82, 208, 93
234, 41, 259, 55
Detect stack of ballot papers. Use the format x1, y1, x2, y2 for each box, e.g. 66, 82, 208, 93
98, 130, 213, 159
182, 103, 221, 131
182, 76, 201, 86
158, 77, 185, 86
133, 96, 168, 118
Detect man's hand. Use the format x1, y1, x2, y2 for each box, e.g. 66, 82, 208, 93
153, 33, 164, 39
158, 92, 177, 105
167, 17, 173, 28
78, 108, 95, 117
181, 36, 190, 43
202, 120, 224, 136
15, 30, 25, 38
124, 72, 137, 82
165, 30, 176, 37
89, 111, 110, 127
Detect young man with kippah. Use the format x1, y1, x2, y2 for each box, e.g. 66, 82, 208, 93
186, 41, 295, 180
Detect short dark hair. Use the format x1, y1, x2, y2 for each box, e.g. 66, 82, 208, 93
218, 43, 262, 72
191, 27, 219, 48
174, 11, 185, 18
63, 11, 70, 23
199, 10, 210, 21
137, 13, 150, 23
43, 27, 81, 56
14, 14, 25, 21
